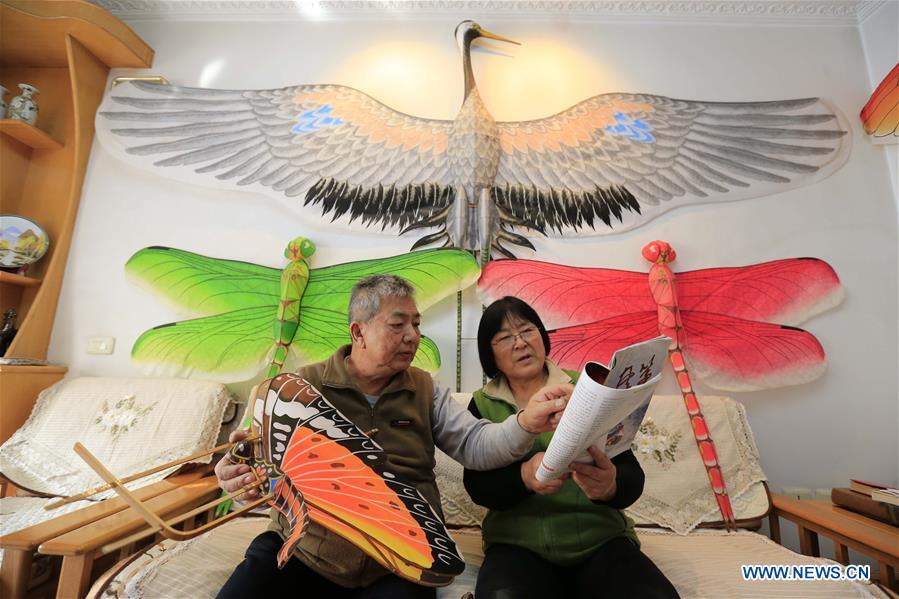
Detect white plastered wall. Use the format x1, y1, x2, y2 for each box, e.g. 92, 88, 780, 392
858, 0, 899, 486
50, 11, 897, 538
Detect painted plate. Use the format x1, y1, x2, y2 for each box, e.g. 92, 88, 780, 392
0, 215, 49, 268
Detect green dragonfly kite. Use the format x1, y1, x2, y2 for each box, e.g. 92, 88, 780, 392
125, 240, 480, 382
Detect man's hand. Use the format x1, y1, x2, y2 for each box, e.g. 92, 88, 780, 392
214, 430, 261, 502
517, 383, 572, 434
520, 452, 568, 495
569, 446, 617, 501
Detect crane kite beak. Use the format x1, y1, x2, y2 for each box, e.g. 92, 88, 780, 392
478, 29, 521, 46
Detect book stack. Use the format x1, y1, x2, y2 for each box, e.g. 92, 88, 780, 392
831, 480, 899, 526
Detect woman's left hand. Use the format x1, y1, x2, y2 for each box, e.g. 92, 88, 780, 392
570, 446, 617, 501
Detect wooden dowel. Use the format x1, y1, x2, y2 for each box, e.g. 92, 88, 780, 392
99, 493, 272, 556
47, 435, 258, 510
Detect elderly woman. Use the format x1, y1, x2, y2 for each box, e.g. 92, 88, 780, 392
464, 296, 678, 599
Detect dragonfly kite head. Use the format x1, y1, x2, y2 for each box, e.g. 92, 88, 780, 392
642, 240, 677, 265
454, 20, 520, 54
286, 236, 316, 261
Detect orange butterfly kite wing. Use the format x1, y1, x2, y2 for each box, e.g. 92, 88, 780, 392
250, 374, 465, 586
861, 63, 899, 140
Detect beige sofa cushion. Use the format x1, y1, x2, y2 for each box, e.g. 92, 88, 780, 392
0, 377, 233, 497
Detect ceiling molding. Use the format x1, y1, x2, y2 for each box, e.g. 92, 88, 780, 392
88, 1, 876, 26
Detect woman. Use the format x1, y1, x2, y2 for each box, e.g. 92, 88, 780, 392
464, 296, 679, 599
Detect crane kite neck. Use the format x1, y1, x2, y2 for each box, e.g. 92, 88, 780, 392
462, 39, 476, 99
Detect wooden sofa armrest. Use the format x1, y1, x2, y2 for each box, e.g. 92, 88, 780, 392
0, 469, 210, 553
0, 467, 216, 599
38, 474, 220, 558
35, 474, 221, 599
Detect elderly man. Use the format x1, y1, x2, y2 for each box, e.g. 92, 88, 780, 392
216, 274, 571, 598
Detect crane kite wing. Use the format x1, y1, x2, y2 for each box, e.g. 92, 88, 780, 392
495, 93, 849, 234
100, 81, 457, 232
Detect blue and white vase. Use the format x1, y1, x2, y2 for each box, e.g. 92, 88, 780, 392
7, 83, 39, 125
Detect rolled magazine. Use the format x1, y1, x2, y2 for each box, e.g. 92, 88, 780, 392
536, 336, 670, 482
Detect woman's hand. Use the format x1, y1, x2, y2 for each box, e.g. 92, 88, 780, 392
517, 383, 573, 433
214, 430, 261, 502
521, 452, 568, 495
569, 446, 617, 501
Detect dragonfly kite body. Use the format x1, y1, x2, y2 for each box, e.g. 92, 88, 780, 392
269, 236, 315, 379
479, 242, 843, 522
98, 22, 849, 259
643, 241, 734, 525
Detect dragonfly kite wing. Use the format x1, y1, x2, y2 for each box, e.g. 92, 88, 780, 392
673, 257, 844, 326
250, 374, 466, 585
478, 259, 652, 329
495, 93, 849, 236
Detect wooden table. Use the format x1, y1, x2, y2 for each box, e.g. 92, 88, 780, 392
769, 494, 899, 591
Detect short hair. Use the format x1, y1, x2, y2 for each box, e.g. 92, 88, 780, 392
348, 274, 416, 324
477, 296, 551, 379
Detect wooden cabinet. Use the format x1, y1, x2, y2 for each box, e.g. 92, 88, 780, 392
0, 0, 153, 441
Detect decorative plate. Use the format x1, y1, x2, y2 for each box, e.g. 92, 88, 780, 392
0, 215, 49, 268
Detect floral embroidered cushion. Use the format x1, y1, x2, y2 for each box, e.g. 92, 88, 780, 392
625, 395, 769, 534
0, 377, 233, 497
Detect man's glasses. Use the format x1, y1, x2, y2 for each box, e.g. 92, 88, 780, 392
491, 326, 540, 350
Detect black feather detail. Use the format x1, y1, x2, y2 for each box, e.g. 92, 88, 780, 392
304, 178, 454, 233
491, 184, 639, 234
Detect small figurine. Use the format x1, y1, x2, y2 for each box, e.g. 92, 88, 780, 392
7, 83, 39, 125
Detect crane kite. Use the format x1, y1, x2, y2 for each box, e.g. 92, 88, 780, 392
98, 21, 850, 259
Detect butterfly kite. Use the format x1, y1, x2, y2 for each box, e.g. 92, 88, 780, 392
229, 373, 466, 584
479, 241, 843, 523
125, 243, 480, 381
98, 21, 849, 259
861, 62, 899, 144
72, 373, 466, 586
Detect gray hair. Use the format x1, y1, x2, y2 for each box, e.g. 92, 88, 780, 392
348, 274, 416, 324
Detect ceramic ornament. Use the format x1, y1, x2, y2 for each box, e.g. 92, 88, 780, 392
0, 85, 9, 119
7, 83, 39, 125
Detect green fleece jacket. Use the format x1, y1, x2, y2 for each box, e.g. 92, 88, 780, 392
464, 360, 643, 567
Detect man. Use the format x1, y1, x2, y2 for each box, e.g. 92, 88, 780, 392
216, 274, 571, 598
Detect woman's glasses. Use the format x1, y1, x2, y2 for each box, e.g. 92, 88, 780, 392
491, 326, 540, 350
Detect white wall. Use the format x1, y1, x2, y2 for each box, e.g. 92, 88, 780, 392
859, 0, 899, 489
52, 15, 897, 507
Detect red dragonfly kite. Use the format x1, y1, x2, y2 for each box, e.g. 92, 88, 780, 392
479, 241, 843, 524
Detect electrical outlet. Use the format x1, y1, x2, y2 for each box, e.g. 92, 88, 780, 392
86, 336, 115, 355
